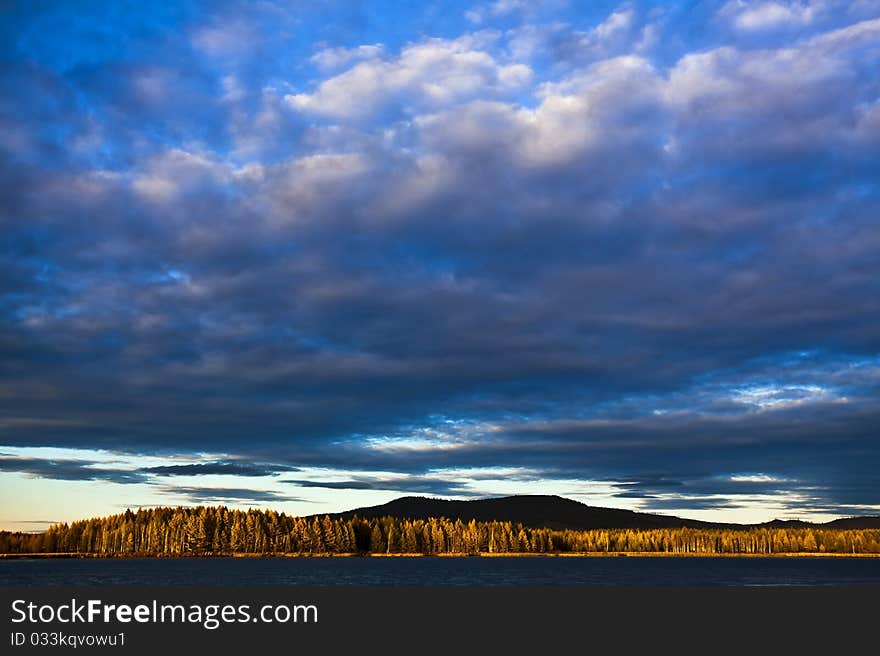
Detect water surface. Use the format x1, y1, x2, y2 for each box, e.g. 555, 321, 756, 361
3, 556, 880, 586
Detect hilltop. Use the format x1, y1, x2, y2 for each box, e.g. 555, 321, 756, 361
321, 495, 880, 531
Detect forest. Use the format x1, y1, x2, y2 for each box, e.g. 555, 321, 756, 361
2, 506, 879, 556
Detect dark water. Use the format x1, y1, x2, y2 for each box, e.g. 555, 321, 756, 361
2, 556, 880, 586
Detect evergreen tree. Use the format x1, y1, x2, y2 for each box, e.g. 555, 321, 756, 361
2, 506, 878, 557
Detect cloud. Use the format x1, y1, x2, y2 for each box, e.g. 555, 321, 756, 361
0, 457, 148, 484
142, 461, 299, 477
286, 33, 532, 120
131, 149, 230, 204
0, 455, 300, 485
1, 2, 879, 521
721, 1, 817, 32
191, 19, 257, 56
465, 0, 570, 25
614, 473, 798, 500
283, 475, 478, 496
161, 487, 306, 505
311, 44, 385, 71
564, 8, 639, 60
666, 19, 880, 137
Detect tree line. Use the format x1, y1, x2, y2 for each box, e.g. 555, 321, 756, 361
1, 506, 879, 556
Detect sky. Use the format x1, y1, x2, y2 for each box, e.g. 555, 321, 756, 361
1, 0, 879, 531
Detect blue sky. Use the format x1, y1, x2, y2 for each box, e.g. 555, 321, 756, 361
1, 0, 879, 530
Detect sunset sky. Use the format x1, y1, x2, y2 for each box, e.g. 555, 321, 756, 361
1, 0, 879, 531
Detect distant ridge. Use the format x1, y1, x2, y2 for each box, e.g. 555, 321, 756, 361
824, 516, 880, 530
320, 495, 880, 531
324, 495, 726, 530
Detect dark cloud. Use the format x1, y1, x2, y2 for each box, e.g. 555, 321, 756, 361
632, 497, 747, 512
162, 486, 306, 505
283, 476, 479, 497
142, 461, 298, 477
613, 474, 801, 508
1, 1, 879, 518
0, 457, 148, 485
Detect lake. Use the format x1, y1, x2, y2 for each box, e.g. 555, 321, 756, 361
2, 556, 880, 586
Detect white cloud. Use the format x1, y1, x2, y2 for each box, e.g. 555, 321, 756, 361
220, 75, 245, 103
721, 1, 816, 31
464, 0, 533, 24
310, 44, 384, 71
807, 16, 880, 51
407, 53, 664, 182
464, 9, 484, 25
253, 11, 880, 217
728, 474, 787, 483
665, 18, 880, 136
227, 88, 293, 159
191, 20, 256, 55
256, 153, 373, 223
405, 14, 879, 175
518, 55, 661, 167
505, 22, 561, 60
505, 10, 657, 63
731, 384, 836, 409
560, 8, 640, 62
286, 34, 532, 120
491, 0, 529, 16
466, 0, 570, 24
594, 8, 635, 40
132, 149, 229, 203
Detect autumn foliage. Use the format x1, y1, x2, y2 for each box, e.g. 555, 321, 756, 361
2, 506, 879, 556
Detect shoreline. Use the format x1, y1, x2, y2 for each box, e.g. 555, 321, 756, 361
3, 551, 879, 560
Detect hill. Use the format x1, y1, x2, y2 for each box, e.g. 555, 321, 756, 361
323, 495, 880, 531
3, 500, 878, 556
325, 495, 725, 530
823, 516, 880, 530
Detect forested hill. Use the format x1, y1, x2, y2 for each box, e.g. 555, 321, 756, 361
324, 495, 720, 530
822, 516, 880, 529
331, 495, 723, 531
2, 506, 880, 556
324, 495, 880, 531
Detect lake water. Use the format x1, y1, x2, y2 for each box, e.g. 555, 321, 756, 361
2, 556, 880, 586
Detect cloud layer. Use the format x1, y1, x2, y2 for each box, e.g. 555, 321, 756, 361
1, 1, 878, 520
